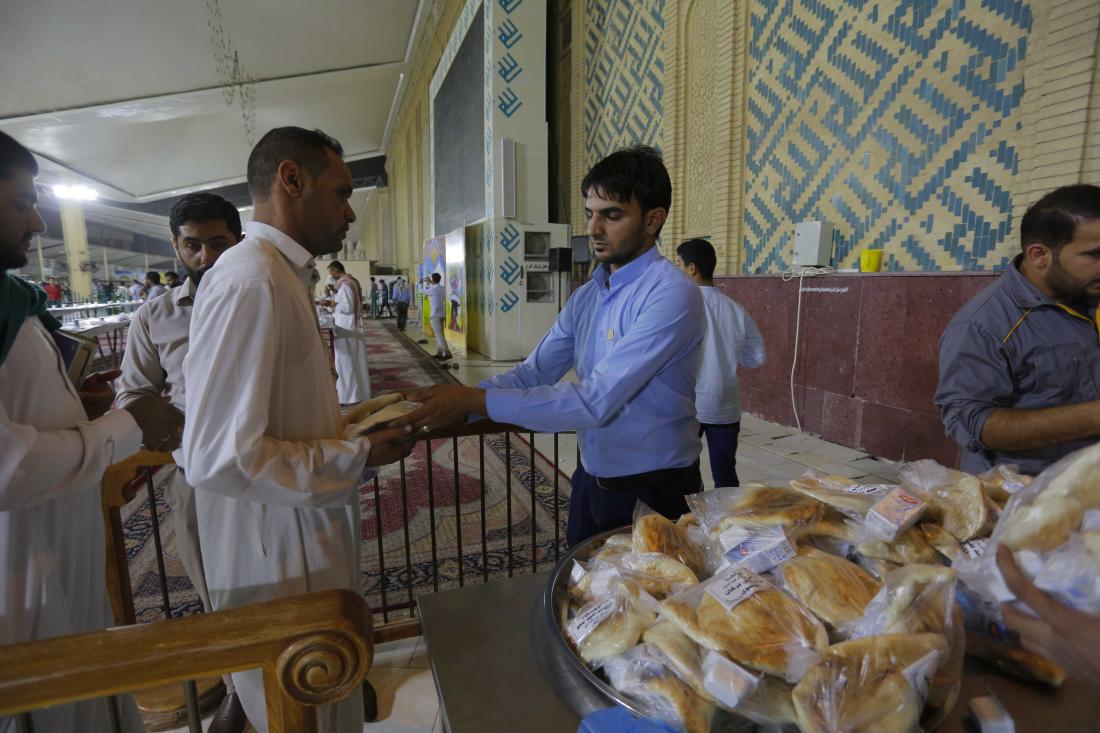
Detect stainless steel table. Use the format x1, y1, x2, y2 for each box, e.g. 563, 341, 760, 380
419, 573, 1094, 732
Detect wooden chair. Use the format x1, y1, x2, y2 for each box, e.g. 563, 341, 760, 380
0, 589, 374, 733
100, 450, 225, 729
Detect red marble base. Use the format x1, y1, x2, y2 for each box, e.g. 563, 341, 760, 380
716, 271, 1001, 467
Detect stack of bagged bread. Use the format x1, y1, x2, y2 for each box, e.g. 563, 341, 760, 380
560, 457, 1045, 732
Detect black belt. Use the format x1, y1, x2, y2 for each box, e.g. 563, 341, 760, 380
594, 461, 700, 492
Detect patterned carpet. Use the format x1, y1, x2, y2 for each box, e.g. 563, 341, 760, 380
122, 316, 572, 623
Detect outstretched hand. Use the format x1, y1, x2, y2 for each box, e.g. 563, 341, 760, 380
79, 369, 122, 420
388, 385, 487, 434
364, 424, 417, 467
997, 544, 1100, 696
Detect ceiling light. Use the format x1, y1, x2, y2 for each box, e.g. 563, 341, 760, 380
53, 184, 98, 201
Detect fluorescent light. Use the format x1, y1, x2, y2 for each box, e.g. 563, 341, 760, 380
53, 184, 98, 201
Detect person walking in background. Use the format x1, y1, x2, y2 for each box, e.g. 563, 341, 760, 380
128, 277, 144, 300
368, 276, 379, 318
327, 260, 371, 404
379, 276, 393, 317
676, 238, 765, 487
42, 277, 62, 305
164, 271, 181, 288
428, 272, 451, 361
144, 271, 167, 300
393, 276, 411, 330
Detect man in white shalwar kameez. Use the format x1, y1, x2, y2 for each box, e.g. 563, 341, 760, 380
0, 131, 184, 732
115, 191, 249, 733
182, 127, 414, 733
326, 260, 370, 404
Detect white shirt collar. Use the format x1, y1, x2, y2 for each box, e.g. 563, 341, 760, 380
245, 221, 315, 271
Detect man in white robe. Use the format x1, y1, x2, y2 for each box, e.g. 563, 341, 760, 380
115, 191, 248, 733
0, 130, 184, 732
182, 127, 414, 733
326, 260, 370, 404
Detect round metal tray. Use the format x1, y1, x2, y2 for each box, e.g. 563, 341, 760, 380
543, 528, 957, 732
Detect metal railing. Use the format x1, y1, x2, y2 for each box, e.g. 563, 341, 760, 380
364, 420, 573, 626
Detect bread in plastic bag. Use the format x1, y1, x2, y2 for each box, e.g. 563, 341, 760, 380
856, 526, 938, 565
685, 485, 823, 541
956, 442, 1100, 613
566, 574, 659, 663
620, 552, 701, 600
899, 459, 990, 541
788, 473, 893, 520
643, 621, 710, 699
659, 565, 827, 680
633, 503, 708, 577
712, 523, 797, 575
919, 523, 963, 565
792, 633, 948, 733
843, 564, 964, 712
773, 546, 881, 628
600, 644, 715, 733
978, 464, 1031, 504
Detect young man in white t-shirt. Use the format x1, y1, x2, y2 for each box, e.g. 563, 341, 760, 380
676, 238, 765, 487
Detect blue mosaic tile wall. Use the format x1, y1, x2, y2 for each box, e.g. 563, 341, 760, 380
743, 0, 1031, 272
583, 0, 666, 164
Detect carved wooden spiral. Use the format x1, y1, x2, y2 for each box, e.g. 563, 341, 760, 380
276, 631, 366, 705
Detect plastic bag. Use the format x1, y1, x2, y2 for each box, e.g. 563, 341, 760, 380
792, 633, 948, 733
566, 574, 658, 664
599, 644, 715, 733
772, 546, 882, 629
956, 442, 1100, 613
978, 464, 1031, 504
855, 526, 938, 566
685, 485, 823, 542
899, 459, 990, 541
843, 564, 964, 713
633, 503, 708, 577
658, 564, 827, 682
853, 487, 930, 544
788, 472, 893, 520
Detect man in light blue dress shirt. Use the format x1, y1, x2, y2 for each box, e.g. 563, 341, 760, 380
396, 146, 704, 545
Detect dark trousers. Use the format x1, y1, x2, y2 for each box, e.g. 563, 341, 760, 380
699, 421, 741, 488
395, 302, 409, 330
567, 462, 702, 547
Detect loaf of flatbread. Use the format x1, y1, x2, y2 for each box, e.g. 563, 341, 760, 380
805, 510, 858, 542
997, 443, 1100, 552
857, 526, 938, 565
342, 392, 404, 425
660, 580, 828, 678
925, 474, 990, 541
344, 400, 421, 437
632, 673, 714, 733
643, 621, 708, 699
789, 474, 889, 517
710, 486, 824, 537
575, 600, 656, 664
633, 511, 707, 577
740, 676, 798, 726
792, 633, 947, 733
620, 552, 699, 599
920, 523, 962, 564
776, 546, 881, 627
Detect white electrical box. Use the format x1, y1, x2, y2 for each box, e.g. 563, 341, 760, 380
793, 220, 834, 267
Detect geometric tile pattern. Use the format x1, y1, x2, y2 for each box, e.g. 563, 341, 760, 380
583, 0, 666, 165
743, 0, 1031, 273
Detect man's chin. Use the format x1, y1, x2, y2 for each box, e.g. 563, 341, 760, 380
0, 248, 28, 272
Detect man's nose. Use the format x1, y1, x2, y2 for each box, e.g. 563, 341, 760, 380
29, 209, 47, 235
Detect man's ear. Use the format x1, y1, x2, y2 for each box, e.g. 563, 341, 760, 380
276, 160, 306, 198
646, 207, 668, 237
1024, 241, 1053, 270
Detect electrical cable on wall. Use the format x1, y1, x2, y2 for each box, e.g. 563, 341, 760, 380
781, 265, 835, 432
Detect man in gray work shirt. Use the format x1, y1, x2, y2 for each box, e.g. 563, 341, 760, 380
935, 184, 1100, 475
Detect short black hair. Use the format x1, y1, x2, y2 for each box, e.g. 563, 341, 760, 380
146, 271, 161, 284
169, 192, 242, 239
0, 131, 37, 180
581, 145, 672, 217
677, 238, 717, 279
328, 260, 345, 273
165, 271, 179, 281
431, 273, 441, 283
247, 127, 344, 201
1021, 185, 1100, 252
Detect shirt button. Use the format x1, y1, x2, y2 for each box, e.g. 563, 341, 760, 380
607, 329, 614, 340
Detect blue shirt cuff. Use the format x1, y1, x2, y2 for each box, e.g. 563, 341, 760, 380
484, 388, 525, 425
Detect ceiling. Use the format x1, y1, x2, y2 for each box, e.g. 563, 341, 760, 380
0, 0, 426, 203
